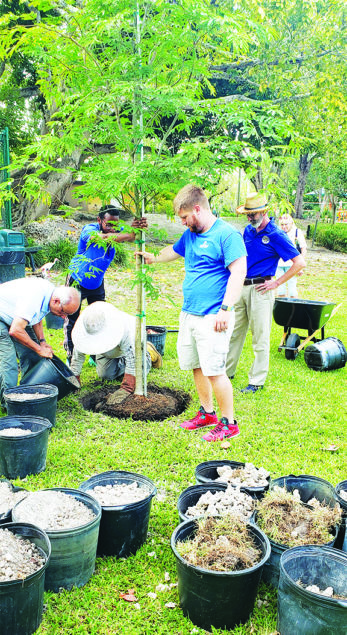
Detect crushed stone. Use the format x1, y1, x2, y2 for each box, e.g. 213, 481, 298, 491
0, 482, 28, 516
0, 428, 32, 437
0, 528, 45, 581
13, 491, 95, 530
216, 463, 270, 487
4, 392, 47, 401
339, 489, 347, 502
185, 486, 255, 522
87, 482, 150, 506
297, 581, 346, 599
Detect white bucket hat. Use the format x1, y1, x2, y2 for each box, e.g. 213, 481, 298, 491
72, 302, 125, 355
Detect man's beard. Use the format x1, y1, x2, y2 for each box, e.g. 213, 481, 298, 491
250, 214, 264, 229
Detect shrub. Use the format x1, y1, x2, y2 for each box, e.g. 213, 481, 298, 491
309, 224, 347, 253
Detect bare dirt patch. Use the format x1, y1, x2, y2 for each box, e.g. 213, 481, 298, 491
81, 383, 190, 421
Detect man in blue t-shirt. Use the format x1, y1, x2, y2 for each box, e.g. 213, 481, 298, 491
226, 193, 305, 393
64, 205, 147, 363
137, 184, 247, 442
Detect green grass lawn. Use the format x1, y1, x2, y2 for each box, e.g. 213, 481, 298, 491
5, 243, 347, 634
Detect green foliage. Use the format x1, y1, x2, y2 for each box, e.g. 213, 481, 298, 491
26, 237, 77, 269
109, 244, 128, 268
309, 224, 347, 253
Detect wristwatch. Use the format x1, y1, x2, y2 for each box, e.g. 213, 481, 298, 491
221, 304, 234, 312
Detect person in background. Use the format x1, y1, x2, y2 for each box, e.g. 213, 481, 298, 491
136, 184, 247, 442
64, 205, 147, 364
226, 193, 305, 393
0, 278, 80, 402
70, 302, 162, 403
276, 213, 307, 298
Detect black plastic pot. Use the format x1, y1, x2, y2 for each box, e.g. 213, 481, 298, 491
0, 522, 51, 635
21, 354, 79, 400
335, 480, 347, 552
146, 326, 167, 357
277, 546, 347, 635
78, 471, 157, 558
270, 474, 338, 508
177, 482, 227, 523
4, 384, 58, 426
12, 488, 101, 592
195, 460, 270, 499
171, 519, 271, 631
304, 337, 346, 371
45, 312, 65, 330
0, 416, 52, 479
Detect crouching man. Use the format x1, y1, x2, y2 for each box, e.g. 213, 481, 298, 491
71, 302, 162, 403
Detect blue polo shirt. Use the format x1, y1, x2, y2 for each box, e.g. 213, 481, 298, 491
173, 219, 246, 315
244, 218, 299, 278
69, 222, 116, 289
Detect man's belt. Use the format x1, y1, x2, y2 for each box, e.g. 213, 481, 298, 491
244, 276, 272, 286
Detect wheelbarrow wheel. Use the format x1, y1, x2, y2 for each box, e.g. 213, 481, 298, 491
285, 333, 301, 360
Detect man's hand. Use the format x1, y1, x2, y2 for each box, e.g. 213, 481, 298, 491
214, 310, 232, 332
255, 279, 279, 294
38, 342, 54, 359
131, 217, 148, 230
135, 250, 156, 264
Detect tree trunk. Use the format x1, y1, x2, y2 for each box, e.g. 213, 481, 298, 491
294, 152, 316, 219
250, 162, 263, 191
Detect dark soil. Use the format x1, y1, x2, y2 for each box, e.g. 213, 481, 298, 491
81, 383, 190, 421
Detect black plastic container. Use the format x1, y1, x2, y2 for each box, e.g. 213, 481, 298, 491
79, 471, 157, 558
4, 384, 59, 426
177, 482, 228, 523
45, 312, 65, 330
277, 546, 347, 635
146, 326, 167, 357
0, 522, 51, 635
258, 475, 341, 587
21, 354, 80, 400
12, 488, 101, 592
171, 519, 271, 631
0, 416, 52, 479
195, 460, 270, 499
335, 480, 347, 552
304, 337, 346, 371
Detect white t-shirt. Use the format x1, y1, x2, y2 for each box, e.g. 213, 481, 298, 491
0, 278, 54, 326
278, 225, 306, 267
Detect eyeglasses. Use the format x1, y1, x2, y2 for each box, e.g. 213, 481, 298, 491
246, 212, 258, 218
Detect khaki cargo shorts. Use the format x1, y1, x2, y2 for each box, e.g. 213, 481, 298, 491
177, 311, 235, 376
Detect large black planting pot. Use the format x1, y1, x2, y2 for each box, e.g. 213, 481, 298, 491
0, 522, 51, 635
195, 459, 270, 499
12, 488, 101, 592
4, 384, 58, 426
335, 480, 347, 552
177, 482, 228, 523
277, 546, 347, 635
79, 471, 157, 558
0, 416, 52, 479
21, 354, 79, 400
171, 519, 271, 632
257, 474, 341, 587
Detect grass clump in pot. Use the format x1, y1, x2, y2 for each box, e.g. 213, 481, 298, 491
176, 516, 262, 572
256, 487, 342, 547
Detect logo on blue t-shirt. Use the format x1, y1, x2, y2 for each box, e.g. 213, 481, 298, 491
262, 236, 270, 244
200, 241, 209, 249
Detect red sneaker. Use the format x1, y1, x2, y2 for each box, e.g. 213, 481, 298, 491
202, 418, 240, 442
180, 406, 218, 430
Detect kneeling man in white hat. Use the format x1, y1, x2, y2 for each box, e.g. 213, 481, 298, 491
71, 302, 162, 403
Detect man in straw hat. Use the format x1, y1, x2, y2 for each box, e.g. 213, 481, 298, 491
136, 184, 247, 442
0, 277, 81, 402
226, 192, 305, 393
70, 301, 162, 403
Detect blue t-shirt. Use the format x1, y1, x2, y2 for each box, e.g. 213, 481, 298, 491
173, 219, 246, 315
244, 218, 299, 278
69, 222, 116, 289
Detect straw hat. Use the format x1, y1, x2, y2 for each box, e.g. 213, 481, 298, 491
72, 302, 125, 355
236, 192, 268, 214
